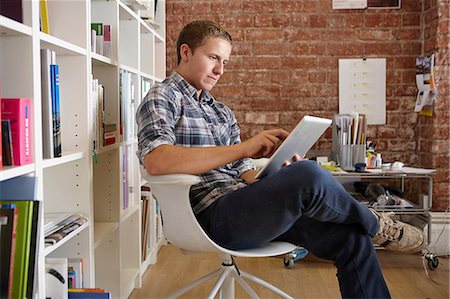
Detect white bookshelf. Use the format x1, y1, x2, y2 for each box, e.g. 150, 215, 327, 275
0, 0, 165, 298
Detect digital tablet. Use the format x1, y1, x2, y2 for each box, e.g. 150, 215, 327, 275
254, 115, 332, 179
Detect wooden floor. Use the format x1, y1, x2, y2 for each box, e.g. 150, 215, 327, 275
130, 244, 449, 299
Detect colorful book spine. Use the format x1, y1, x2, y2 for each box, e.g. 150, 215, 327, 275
39, 0, 50, 34
91, 23, 103, 55
1, 98, 33, 166
50, 65, 62, 157
103, 25, 111, 58
0, 98, 2, 169
0, 201, 34, 299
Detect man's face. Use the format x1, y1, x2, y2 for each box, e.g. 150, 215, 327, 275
182, 37, 232, 92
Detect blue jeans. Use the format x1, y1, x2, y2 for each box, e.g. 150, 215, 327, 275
197, 160, 391, 299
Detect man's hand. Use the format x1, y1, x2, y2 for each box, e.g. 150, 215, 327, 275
240, 128, 289, 159
282, 154, 303, 167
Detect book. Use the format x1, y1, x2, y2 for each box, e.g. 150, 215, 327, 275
45, 217, 87, 246
39, 0, 50, 34
0, 200, 34, 299
1, 120, 13, 166
45, 258, 68, 299
1, 98, 33, 166
68, 290, 111, 299
0, 205, 18, 299
26, 202, 40, 299
41, 49, 55, 159
0, 176, 38, 299
44, 213, 81, 237
91, 77, 98, 149
0, 0, 23, 23
91, 23, 104, 55
103, 25, 111, 58
50, 64, 62, 157
0, 97, 2, 169
67, 258, 83, 289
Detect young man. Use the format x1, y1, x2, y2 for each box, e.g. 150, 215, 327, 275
136, 20, 425, 299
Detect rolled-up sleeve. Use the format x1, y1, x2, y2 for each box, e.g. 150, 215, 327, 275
136, 86, 178, 165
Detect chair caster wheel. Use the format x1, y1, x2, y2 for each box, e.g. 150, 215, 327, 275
283, 247, 308, 269
425, 253, 439, 270
284, 257, 295, 269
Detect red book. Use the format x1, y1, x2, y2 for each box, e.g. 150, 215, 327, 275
0, 97, 2, 169
1, 98, 33, 166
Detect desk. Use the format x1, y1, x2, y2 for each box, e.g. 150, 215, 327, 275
331, 167, 435, 244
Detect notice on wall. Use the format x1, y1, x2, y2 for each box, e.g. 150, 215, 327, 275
339, 58, 386, 125
332, 0, 367, 9
414, 54, 437, 116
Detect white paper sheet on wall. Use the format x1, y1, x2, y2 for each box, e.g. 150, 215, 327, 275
332, 0, 367, 9
339, 58, 386, 125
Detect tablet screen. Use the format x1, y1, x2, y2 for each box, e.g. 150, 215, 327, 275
255, 115, 332, 179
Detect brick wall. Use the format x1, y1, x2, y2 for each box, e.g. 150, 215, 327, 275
165, 0, 449, 210
419, 0, 449, 210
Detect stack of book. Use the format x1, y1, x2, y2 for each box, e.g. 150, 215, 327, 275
40, 49, 62, 159
44, 213, 87, 247
0, 177, 39, 299
1, 98, 33, 167
91, 23, 111, 58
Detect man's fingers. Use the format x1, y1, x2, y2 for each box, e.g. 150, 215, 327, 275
292, 154, 302, 161
268, 128, 289, 139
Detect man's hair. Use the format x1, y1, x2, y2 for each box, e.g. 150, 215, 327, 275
176, 20, 232, 65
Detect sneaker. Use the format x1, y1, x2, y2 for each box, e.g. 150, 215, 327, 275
370, 209, 426, 253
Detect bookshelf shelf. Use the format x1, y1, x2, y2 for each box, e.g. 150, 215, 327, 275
120, 203, 139, 222
41, 151, 86, 169
95, 143, 119, 155
0, 15, 32, 36
94, 221, 120, 248
39, 32, 87, 56
1, 0, 165, 297
92, 52, 118, 66
120, 64, 140, 75
44, 220, 90, 256
0, 164, 36, 182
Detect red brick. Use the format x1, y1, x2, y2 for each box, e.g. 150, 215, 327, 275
254, 15, 272, 27
242, 56, 281, 69
403, 14, 421, 26
359, 30, 393, 40
281, 57, 317, 69
310, 15, 327, 28
246, 28, 285, 41
244, 85, 280, 97
394, 28, 421, 40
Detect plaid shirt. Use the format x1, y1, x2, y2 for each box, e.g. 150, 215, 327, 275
136, 72, 255, 214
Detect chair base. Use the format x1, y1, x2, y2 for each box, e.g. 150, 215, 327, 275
167, 261, 294, 299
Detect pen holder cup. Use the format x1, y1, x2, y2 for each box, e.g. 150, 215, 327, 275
338, 145, 366, 171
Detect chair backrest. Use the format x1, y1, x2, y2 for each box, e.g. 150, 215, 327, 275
140, 166, 222, 253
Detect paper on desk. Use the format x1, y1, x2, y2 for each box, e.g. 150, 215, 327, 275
366, 167, 436, 174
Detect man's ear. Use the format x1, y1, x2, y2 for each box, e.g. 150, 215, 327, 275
179, 44, 191, 63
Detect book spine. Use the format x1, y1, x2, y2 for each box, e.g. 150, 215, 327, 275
1, 98, 33, 166
41, 49, 54, 159
50, 65, 62, 157
39, 0, 50, 34
0, 98, 2, 169
103, 25, 111, 58
91, 23, 103, 55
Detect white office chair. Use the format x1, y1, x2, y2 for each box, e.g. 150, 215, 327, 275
140, 166, 297, 299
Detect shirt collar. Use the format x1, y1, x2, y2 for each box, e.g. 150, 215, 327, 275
169, 71, 214, 105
